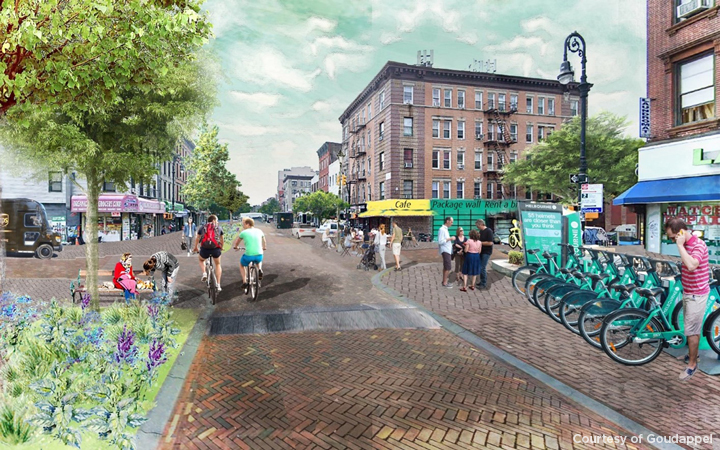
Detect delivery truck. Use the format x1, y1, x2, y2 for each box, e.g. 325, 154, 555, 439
0, 198, 63, 259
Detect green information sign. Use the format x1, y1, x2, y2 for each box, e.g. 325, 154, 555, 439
517, 202, 564, 265
430, 199, 517, 239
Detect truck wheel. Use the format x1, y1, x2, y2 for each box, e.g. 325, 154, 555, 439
36, 244, 53, 259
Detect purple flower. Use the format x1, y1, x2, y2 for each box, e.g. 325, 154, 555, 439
1, 304, 17, 320
147, 305, 160, 321
81, 294, 91, 310
114, 326, 138, 365
146, 339, 167, 373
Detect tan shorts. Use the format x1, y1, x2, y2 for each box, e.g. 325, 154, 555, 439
392, 243, 402, 256
683, 293, 708, 336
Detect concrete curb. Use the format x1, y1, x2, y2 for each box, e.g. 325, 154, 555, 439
371, 271, 681, 450
135, 295, 213, 450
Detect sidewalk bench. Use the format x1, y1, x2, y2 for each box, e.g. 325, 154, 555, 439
70, 269, 155, 303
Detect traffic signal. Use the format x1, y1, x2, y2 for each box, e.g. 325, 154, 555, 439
341, 175, 347, 186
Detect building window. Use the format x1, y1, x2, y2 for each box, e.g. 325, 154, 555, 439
444, 89, 452, 107
432, 150, 440, 169
510, 151, 518, 164
510, 123, 518, 142
475, 121, 483, 140
443, 150, 451, 169
487, 153, 494, 171
368, 102, 372, 119
379, 181, 385, 200
457, 121, 465, 139
526, 97, 533, 114
443, 120, 451, 139
487, 182, 494, 199
103, 181, 116, 192
48, 172, 62, 192
526, 124, 533, 143
404, 148, 413, 166
379, 91, 385, 109
432, 181, 439, 199
433, 119, 440, 138
678, 53, 715, 125
443, 181, 451, 199
432, 88, 441, 107
488, 93, 495, 109
474, 151, 482, 170
548, 98, 555, 116
538, 126, 545, 141
404, 117, 413, 136
457, 151, 465, 168
403, 86, 413, 104
379, 122, 385, 141
474, 182, 481, 198
458, 90, 465, 109
456, 181, 464, 199
403, 180, 413, 199
475, 91, 483, 109
498, 93, 506, 111
510, 94, 518, 111
379, 152, 385, 171
538, 98, 545, 115
570, 100, 578, 116
487, 123, 494, 141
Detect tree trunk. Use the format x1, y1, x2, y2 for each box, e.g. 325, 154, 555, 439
85, 172, 101, 311
0, 180, 6, 293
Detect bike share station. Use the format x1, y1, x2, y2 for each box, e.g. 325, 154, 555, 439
517, 201, 720, 375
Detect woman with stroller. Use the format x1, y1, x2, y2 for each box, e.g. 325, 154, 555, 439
459, 229, 482, 292
113, 253, 138, 301
453, 227, 467, 283
374, 224, 388, 270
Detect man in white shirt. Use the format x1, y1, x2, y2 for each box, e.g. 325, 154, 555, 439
438, 217, 454, 288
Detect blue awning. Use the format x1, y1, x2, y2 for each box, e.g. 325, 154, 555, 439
614, 175, 720, 205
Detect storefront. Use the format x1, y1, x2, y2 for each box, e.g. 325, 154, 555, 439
71, 194, 165, 242
138, 197, 165, 238
358, 200, 433, 233
615, 132, 720, 262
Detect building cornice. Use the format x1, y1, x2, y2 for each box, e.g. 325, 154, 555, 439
339, 61, 579, 123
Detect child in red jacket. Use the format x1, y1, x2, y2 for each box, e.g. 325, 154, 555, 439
113, 253, 138, 301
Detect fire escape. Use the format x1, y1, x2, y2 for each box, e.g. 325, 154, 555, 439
483, 99, 517, 199
348, 120, 367, 217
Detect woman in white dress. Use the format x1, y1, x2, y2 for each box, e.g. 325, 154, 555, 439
373, 224, 388, 270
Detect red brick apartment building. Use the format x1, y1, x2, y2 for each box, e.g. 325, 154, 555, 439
316, 142, 341, 193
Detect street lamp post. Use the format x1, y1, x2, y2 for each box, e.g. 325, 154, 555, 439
558, 31, 592, 227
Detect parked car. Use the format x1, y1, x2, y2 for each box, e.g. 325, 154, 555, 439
292, 223, 316, 238
317, 221, 339, 236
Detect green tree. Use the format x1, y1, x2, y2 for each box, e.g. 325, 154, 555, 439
502, 112, 644, 203
293, 191, 348, 221
259, 198, 281, 216
0, 0, 211, 115
216, 175, 249, 222
0, 59, 215, 309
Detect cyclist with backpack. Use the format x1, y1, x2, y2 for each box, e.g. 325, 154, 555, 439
193, 215, 224, 292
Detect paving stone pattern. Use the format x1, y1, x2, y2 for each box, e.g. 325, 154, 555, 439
382, 263, 720, 442
160, 329, 635, 450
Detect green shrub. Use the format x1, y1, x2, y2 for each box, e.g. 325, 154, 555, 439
508, 251, 524, 265
0, 403, 34, 444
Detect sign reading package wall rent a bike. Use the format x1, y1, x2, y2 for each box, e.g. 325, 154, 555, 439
517, 202, 564, 266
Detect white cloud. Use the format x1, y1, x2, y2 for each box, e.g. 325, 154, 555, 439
229, 91, 282, 107
231, 46, 321, 92
220, 122, 276, 137
312, 101, 331, 111
306, 16, 337, 34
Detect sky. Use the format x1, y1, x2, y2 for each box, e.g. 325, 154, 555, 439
202, 0, 647, 204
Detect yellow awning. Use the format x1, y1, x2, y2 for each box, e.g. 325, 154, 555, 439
358, 199, 434, 218
359, 209, 434, 218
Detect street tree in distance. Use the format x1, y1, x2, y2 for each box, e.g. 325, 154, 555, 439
502, 112, 644, 203
293, 191, 348, 222
259, 198, 281, 216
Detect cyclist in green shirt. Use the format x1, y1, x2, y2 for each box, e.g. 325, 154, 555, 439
232, 217, 267, 289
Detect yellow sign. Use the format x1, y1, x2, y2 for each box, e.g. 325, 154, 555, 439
0, 214, 8, 227
584, 212, 599, 219
359, 199, 433, 218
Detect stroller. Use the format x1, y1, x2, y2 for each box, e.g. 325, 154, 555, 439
357, 243, 378, 271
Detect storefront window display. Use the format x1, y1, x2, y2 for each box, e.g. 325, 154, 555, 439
98, 214, 122, 242
142, 215, 155, 239
50, 216, 67, 243
661, 202, 720, 263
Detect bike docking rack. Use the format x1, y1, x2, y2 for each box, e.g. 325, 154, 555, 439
508, 243, 720, 376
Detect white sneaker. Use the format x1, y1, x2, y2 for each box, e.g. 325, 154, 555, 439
201, 273, 207, 282
217, 286, 222, 292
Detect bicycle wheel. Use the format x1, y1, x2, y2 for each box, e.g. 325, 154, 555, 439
578, 299, 622, 349
544, 284, 582, 323
559, 291, 599, 334
249, 265, 259, 301
704, 308, 720, 355
532, 278, 568, 312
600, 308, 665, 366
511, 265, 536, 295
208, 268, 217, 305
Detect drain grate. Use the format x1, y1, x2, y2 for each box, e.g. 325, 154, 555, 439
208, 305, 440, 336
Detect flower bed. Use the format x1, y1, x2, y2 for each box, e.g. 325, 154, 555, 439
0, 292, 198, 449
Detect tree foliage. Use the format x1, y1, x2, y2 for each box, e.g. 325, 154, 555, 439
502, 112, 644, 202
0, 0, 212, 115
259, 198, 281, 216
293, 191, 348, 221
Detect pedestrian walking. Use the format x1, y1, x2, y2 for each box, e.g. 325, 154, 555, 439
453, 227, 467, 283
460, 229, 482, 292
475, 219, 494, 288
665, 217, 709, 380
438, 217, 454, 288
374, 224, 388, 269
183, 218, 197, 257
142, 251, 180, 302
390, 220, 403, 271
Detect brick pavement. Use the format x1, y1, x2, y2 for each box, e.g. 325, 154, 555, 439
382, 263, 720, 443
160, 329, 637, 450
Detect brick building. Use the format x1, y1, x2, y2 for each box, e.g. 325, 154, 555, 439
615, 0, 720, 261
338, 61, 580, 221
316, 142, 341, 193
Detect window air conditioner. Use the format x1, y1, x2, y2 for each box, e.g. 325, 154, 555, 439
475, 133, 484, 140
457, 164, 464, 170
677, 0, 711, 18
404, 162, 413, 168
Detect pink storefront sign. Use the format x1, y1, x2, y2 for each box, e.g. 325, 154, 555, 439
71, 195, 131, 213
138, 198, 165, 214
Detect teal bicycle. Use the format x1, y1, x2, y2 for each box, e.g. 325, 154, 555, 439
523, 245, 585, 310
